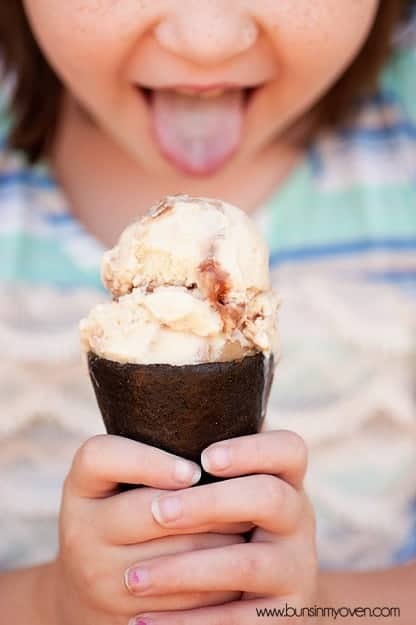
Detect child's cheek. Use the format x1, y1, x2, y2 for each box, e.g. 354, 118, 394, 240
22, 0, 159, 78
254, 0, 379, 59
253, 0, 379, 92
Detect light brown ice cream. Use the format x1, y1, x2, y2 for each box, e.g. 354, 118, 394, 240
80, 195, 279, 365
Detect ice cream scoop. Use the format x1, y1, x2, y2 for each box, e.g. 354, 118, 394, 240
81, 195, 279, 484
82, 194, 278, 364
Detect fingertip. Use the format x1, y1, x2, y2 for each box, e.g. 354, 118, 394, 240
173, 459, 202, 486
201, 443, 231, 474
151, 497, 163, 525
151, 494, 183, 525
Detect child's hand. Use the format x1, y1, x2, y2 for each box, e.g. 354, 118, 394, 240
127, 431, 318, 625
49, 435, 245, 625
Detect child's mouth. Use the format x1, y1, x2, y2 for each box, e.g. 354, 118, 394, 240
138, 86, 255, 176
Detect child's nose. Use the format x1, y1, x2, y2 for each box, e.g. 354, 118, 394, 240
154, 3, 259, 65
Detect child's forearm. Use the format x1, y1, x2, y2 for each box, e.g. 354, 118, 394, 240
0, 561, 58, 625
319, 562, 416, 624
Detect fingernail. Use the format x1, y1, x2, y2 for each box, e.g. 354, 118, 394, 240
128, 619, 153, 625
125, 567, 150, 594
174, 459, 201, 485
152, 494, 183, 524
202, 444, 231, 471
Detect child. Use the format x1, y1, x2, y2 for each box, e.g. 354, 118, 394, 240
0, 1, 415, 623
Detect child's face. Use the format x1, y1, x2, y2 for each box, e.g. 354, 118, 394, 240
24, 0, 378, 177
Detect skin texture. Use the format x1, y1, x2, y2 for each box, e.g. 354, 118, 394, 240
128, 431, 317, 625
3, 432, 414, 624
53, 436, 247, 625
22, 0, 380, 245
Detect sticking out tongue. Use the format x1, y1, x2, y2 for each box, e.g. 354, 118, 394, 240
151, 90, 245, 175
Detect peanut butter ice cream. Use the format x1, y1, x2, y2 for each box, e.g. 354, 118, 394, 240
80, 194, 279, 365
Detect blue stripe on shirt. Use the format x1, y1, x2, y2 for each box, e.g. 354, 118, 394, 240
0, 171, 56, 189
270, 238, 416, 266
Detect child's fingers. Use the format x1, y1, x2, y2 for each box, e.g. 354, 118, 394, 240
71, 534, 243, 616
67, 434, 201, 498
150, 475, 302, 534
99, 486, 250, 544
202, 430, 308, 489
123, 531, 245, 565
124, 542, 291, 597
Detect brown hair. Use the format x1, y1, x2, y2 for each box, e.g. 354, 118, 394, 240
0, 1, 413, 163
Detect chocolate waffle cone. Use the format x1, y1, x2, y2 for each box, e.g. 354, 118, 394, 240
88, 351, 274, 484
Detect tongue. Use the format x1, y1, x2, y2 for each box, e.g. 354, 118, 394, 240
151, 90, 244, 175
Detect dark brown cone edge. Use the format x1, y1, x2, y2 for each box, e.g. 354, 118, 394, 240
88, 351, 274, 485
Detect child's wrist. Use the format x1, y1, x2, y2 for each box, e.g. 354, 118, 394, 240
0, 561, 59, 625
35, 561, 60, 625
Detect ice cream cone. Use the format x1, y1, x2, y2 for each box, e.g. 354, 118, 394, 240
88, 351, 274, 483
82, 195, 280, 486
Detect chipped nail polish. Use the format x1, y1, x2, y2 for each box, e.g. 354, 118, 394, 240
125, 567, 150, 593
